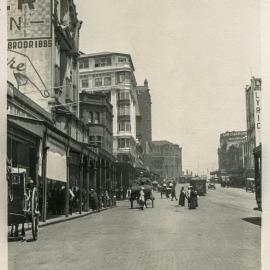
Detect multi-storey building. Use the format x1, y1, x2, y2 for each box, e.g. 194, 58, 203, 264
151, 141, 182, 180
79, 52, 142, 190
80, 91, 113, 154
245, 77, 261, 178
79, 91, 116, 192
6, 1, 117, 222
218, 131, 247, 186
136, 79, 152, 170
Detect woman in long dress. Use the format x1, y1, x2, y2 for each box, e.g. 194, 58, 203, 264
179, 186, 185, 206
138, 186, 145, 210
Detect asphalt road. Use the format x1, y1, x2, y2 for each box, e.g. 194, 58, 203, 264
8, 184, 261, 270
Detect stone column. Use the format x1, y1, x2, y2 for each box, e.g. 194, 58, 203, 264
85, 157, 90, 212
41, 133, 48, 222
93, 160, 97, 190
79, 154, 84, 214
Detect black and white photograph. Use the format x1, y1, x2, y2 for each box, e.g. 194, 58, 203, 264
1, 0, 270, 270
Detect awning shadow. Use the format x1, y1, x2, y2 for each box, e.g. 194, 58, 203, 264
242, 217, 261, 226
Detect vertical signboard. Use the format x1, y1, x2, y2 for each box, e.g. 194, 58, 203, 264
7, 0, 52, 110
254, 89, 261, 146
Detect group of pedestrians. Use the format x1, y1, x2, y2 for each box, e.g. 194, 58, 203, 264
178, 186, 198, 209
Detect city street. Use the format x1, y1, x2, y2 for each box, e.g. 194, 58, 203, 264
9, 185, 261, 270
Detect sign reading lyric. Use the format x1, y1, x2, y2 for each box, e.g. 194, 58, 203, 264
254, 90, 261, 146
7, 0, 52, 110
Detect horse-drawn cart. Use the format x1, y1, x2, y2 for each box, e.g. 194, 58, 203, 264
130, 183, 154, 209
8, 168, 39, 241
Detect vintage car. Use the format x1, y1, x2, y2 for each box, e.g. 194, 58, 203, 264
208, 183, 216, 189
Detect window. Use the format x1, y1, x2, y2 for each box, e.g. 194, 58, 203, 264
118, 138, 130, 149
95, 57, 112, 67
79, 59, 89, 69
81, 79, 89, 88
118, 57, 126, 62
117, 71, 130, 84
89, 136, 95, 145
88, 112, 93, 123
104, 76, 111, 86
119, 121, 131, 132
95, 78, 102, 87
118, 90, 130, 100
93, 112, 100, 124
118, 105, 130, 116
96, 136, 102, 148
89, 136, 102, 148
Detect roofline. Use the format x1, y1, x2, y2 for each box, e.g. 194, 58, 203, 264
79, 52, 135, 71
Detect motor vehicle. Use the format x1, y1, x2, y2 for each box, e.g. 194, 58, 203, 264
208, 183, 216, 189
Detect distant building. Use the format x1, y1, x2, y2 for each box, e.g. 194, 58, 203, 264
136, 79, 152, 169
151, 141, 182, 179
245, 77, 261, 178
218, 131, 247, 186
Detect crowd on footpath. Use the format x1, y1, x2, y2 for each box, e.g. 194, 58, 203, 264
47, 186, 117, 216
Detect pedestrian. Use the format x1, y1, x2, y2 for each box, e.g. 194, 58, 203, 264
126, 186, 132, 200
89, 188, 99, 212
69, 187, 75, 215
171, 185, 177, 201
179, 186, 185, 206
138, 186, 145, 210
188, 186, 197, 209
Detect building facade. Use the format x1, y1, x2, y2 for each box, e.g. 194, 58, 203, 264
218, 131, 247, 186
7, 1, 118, 224
79, 52, 143, 189
150, 141, 182, 180
79, 91, 116, 194
245, 77, 261, 178
136, 79, 152, 170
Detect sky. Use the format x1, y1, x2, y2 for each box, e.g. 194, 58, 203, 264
76, 0, 261, 174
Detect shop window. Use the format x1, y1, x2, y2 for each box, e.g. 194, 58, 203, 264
95, 78, 102, 87
81, 79, 89, 88
95, 57, 112, 67
79, 59, 89, 69
104, 76, 111, 86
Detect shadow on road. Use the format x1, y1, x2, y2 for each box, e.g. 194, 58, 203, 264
242, 217, 261, 226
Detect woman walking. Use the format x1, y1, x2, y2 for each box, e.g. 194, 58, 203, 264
179, 186, 185, 206
138, 186, 145, 210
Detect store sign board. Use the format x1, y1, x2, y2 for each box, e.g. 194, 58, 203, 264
254, 90, 261, 146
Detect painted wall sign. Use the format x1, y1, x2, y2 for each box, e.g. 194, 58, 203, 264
8, 0, 52, 39
7, 0, 52, 110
